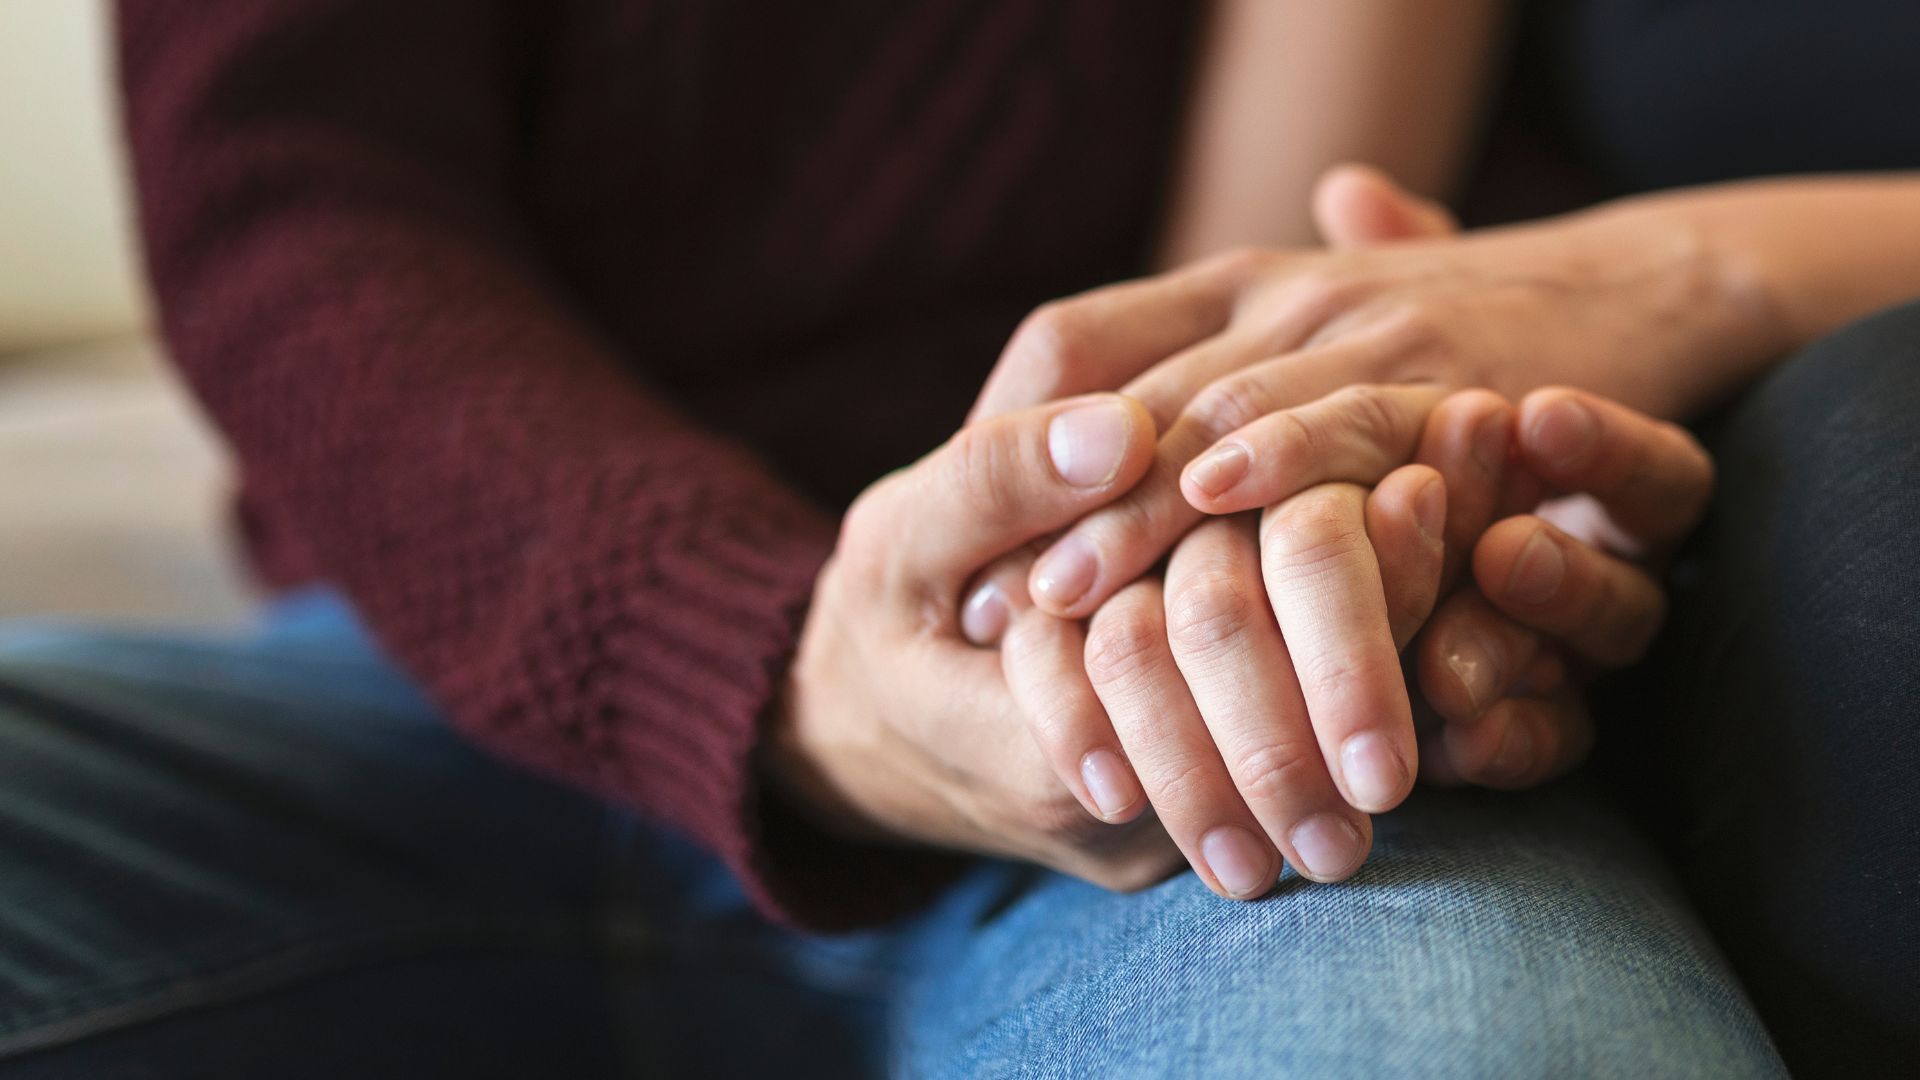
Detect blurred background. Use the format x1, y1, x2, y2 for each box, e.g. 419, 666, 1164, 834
0, 0, 251, 625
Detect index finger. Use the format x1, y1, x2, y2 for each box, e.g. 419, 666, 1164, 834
1025, 340, 1388, 619
968, 256, 1250, 422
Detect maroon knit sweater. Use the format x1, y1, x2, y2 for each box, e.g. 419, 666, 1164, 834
116, 0, 1195, 928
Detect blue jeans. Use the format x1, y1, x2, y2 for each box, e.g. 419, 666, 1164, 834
0, 591, 1780, 1077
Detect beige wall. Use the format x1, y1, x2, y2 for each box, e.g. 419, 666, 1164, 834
0, 0, 150, 355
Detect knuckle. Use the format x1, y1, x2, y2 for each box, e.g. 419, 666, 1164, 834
1026, 704, 1086, 756
1108, 478, 1189, 552
1264, 499, 1368, 573
1153, 755, 1220, 810
1295, 645, 1371, 697
837, 484, 895, 574
1372, 304, 1466, 381
1372, 300, 1448, 351
1284, 269, 1361, 326
1084, 604, 1166, 687
1166, 570, 1260, 655
1268, 410, 1324, 475
1230, 740, 1322, 805
1187, 376, 1276, 441
1335, 384, 1407, 446
947, 426, 1024, 530
1021, 688, 1095, 756
1204, 246, 1279, 284
1005, 302, 1086, 393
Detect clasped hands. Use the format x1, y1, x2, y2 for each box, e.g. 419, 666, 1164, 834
772, 169, 1716, 900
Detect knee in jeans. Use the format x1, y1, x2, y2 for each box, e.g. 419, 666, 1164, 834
1704, 297, 1920, 585
1042, 853, 1772, 1075
1726, 297, 1920, 468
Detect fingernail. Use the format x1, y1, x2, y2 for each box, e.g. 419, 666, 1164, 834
1444, 641, 1498, 715
1201, 825, 1274, 899
1530, 398, 1597, 470
1505, 530, 1566, 605
1032, 534, 1098, 610
1185, 442, 1251, 499
1048, 400, 1133, 488
1473, 412, 1510, 476
1413, 476, 1445, 547
960, 581, 1009, 645
1080, 749, 1141, 820
1340, 731, 1411, 811
1288, 813, 1365, 880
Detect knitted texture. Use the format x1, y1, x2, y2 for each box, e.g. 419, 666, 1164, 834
116, 0, 1193, 929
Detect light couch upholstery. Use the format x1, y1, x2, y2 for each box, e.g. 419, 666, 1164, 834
0, 1, 251, 623
0, 337, 251, 623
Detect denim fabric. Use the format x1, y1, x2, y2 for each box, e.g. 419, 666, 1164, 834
0, 592, 1783, 1078
1609, 298, 1920, 1077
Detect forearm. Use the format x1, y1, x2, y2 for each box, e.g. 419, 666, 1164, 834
1601, 173, 1920, 411
1157, 0, 1505, 267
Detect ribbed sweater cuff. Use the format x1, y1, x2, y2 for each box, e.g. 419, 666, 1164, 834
605, 509, 965, 930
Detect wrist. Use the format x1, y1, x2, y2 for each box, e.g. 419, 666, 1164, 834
759, 600, 896, 847
1575, 195, 1795, 416
1603, 175, 1920, 412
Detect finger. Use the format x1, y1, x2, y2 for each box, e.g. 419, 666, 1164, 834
969, 258, 1251, 422
863, 393, 1155, 596
1364, 464, 1446, 651
1260, 484, 1417, 813
1438, 690, 1594, 790
1086, 579, 1280, 900
1003, 608, 1147, 824
1165, 517, 1373, 882
1416, 730, 1465, 787
1411, 389, 1516, 588
1027, 339, 1389, 618
1181, 383, 1447, 514
1415, 590, 1545, 725
1472, 516, 1668, 668
1516, 387, 1715, 548
1115, 280, 1387, 428
1121, 328, 1279, 428
1312, 163, 1459, 250
1514, 648, 1572, 698
960, 545, 1042, 646
1046, 823, 1186, 895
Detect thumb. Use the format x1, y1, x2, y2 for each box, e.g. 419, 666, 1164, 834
861, 394, 1156, 589
1312, 164, 1459, 250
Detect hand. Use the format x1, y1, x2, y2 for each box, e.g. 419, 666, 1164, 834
1306, 170, 1716, 790
1175, 378, 1715, 791
963, 385, 1520, 896
967, 169, 1765, 625
946, 175, 1520, 896
768, 394, 1184, 890
1413, 388, 1715, 787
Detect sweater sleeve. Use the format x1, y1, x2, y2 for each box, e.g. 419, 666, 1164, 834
116, 0, 957, 930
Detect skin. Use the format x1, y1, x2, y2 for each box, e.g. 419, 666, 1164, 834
768, 393, 1184, 889
1157, 0, 1503, 266
774, 2, 1920, 898
960, 164, 1920, 891
961, 165, 1920, 895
